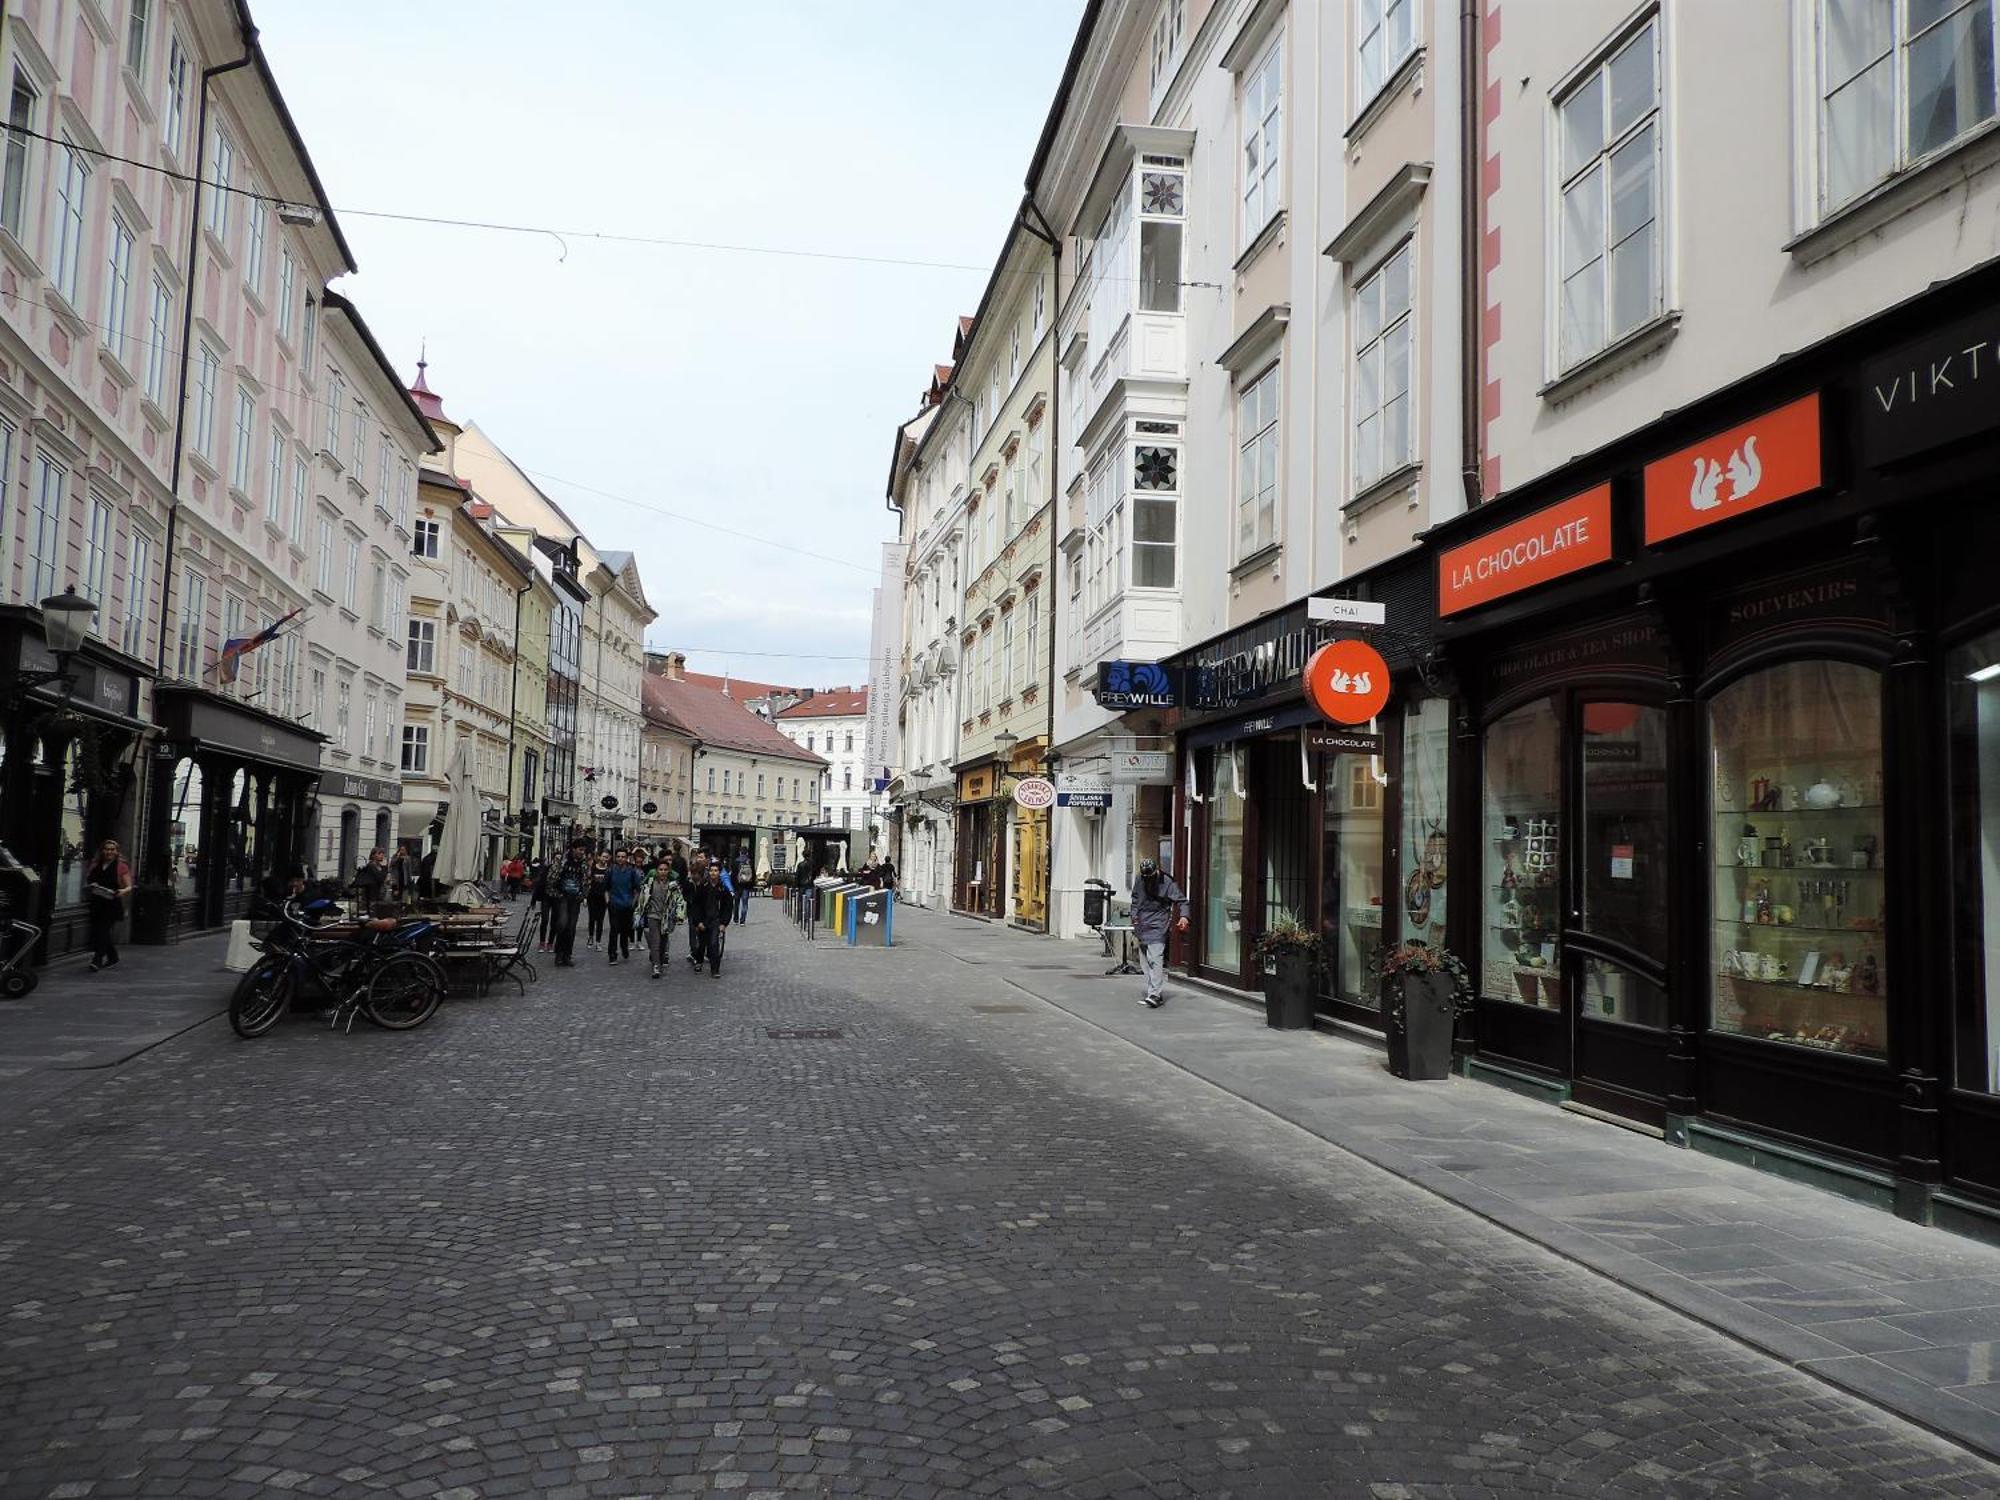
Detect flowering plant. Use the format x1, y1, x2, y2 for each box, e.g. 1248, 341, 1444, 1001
1376, 940, 1475, 1021
1251, 907, 1322, 966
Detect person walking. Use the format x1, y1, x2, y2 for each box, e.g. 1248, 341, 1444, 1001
1130, 857, 1189, 1009
585, 852, 610, 949
878, 854, 898, 894
530, 859, 555, 953
688, 866, 731, 978
83, 839, 133, 972
734, 856, 753, 924
642, 855, 685, 979
551, 840, 589, 967
605, 848, 642, 966
351, 847, 390, 912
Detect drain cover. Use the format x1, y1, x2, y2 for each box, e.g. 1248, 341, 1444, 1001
766, 1027, 843, 1040
971, 1004, 1030, 1014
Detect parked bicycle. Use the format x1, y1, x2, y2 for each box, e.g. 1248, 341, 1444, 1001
230, 898, 447, 1039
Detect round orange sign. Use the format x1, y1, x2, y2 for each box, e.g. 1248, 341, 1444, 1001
1304, 639, 1391, 725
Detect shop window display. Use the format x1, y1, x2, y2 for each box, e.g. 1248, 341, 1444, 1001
1204, 746, 1247, 973
1400, 698, 1450, 949
1579, 702, 1669, 1028
1709, 660, 1885, 1059
1949, 631, 2000, 1092
1321, 752, 1385, 1002
1483, 698, 1563, 1009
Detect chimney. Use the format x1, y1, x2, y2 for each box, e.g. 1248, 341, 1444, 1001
666, 651, 685, 681
644, 650, 687, 681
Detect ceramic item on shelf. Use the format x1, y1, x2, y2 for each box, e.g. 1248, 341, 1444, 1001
1835, 775, 1862, 808
1500, 852, 1518, 890
1737, 826, 1760, 867
1775, 904, 1795, 926
1755, 882, 1774, 924
1858, 952, 1880, 995
1805, 778, 1841, 810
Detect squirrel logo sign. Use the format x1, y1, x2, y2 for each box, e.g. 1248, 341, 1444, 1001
1303, 639, 1392, 725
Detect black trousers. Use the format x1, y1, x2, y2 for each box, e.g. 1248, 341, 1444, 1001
587, 897, 607, 942
607, 906, 635, 961
692, 922, 726, 974
534, 900, 552, 943
553, 895, 582, 962
87, 900, 120, 964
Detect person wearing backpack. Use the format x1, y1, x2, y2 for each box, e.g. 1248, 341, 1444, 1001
550, 840, 589, 967
1130, 857, 1190, 1009
642, 855, 685, 980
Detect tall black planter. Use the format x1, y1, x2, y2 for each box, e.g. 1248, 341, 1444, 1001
129, 885, 174, 946
1386, 971, 1456, 1080
1263, 948, 1315, 1030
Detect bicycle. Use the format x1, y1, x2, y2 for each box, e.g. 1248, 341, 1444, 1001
230, 899, 447, 1039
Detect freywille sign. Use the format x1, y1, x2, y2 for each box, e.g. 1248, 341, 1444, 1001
1860, 308, 2000, 466
1185, 607, 1329, 711
1094, 659, 1177, 710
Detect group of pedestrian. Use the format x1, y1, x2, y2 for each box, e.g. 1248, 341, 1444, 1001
522, 843, 753, 980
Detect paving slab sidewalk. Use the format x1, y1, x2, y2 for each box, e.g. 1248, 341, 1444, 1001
890, 902, 2000, 1461
0, 933, 231, 1118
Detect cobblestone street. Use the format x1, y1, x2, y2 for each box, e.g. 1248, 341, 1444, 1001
4, 912, 1999, 1498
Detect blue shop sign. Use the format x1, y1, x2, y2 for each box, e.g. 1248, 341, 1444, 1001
1095, 659, 1178, 710
1058, 791, 1113, 809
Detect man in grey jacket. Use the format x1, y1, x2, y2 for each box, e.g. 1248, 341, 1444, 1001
1130, 857, 1189, 1009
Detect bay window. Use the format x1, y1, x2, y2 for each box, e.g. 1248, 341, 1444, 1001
1132, 440, 1178, 588
1236, 366, 1279, 558
1138, 166, 1184, 312
1556, 17, 1662, 371
1353, 242, 1414, 491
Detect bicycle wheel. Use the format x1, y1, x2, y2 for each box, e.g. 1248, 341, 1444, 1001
362, 951, 445, 1031
230, 958, 292, 1038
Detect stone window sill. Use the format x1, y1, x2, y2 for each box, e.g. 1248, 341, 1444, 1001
1233, 209, 1287, 276
1538, 311, 1682, 406
1344, 460, 1422, 516
1230, 540, 1282, 578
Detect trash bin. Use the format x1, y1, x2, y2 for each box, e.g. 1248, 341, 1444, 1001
815, 878, 846, 928
848, 889, 894, 946
1082, 878, 1113, 930
828, 883, 868, 936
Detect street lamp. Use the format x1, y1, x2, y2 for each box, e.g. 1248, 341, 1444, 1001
16, 587, 95, 696
993, 728, 1018, 759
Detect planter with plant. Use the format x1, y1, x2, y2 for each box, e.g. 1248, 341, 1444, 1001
1253, 908, 1321, 1031
1378, 940, 1473, 1080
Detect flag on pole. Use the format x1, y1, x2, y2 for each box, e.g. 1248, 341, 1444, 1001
215, 607, 304, 685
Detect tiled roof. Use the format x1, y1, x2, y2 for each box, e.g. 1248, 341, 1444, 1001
775, 687, 868, 719
682, 670, 806, 703
644, 675, 827, 764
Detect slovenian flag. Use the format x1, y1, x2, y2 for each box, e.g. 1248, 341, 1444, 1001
216, 607, 304, 685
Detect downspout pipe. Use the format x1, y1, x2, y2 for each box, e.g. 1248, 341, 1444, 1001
155, 31, 259, 676
1460, 0, 1484, 512
1018, 192, 1060, 931
505, 571, 530, 855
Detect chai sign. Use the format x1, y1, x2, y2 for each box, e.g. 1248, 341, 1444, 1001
1304, 639, 1391, 725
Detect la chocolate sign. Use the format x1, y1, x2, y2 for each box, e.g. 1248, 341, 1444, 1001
1437, 486, 1614, 616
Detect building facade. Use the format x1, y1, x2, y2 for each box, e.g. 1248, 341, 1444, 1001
581, 547, 651, 844
638, 650, 696, 845
772, 686, 872, 836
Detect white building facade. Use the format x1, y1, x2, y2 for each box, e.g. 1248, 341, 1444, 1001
772, 687, 872, 835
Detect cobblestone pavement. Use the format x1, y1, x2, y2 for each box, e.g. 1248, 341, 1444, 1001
3, 913, 1999, 1497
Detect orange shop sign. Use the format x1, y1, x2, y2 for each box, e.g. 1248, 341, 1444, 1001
1303, 639, 1392, 725
1643, 392, 1823, 545
1437, 486, 1614, 617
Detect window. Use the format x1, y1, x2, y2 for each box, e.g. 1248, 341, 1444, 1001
326, 376, 343, 454
126, 0, 151, 74
335, 679, 351, 749
1084, 448, 1124, 616
122, 529, 151, 657
376, 435, 391, 503
455, 643, 473, 692
221, 594, 244, 681
51, 139, 88, 303
309, 667, 325, 728
1138, 167, 1186, 315
205, 131, 233, 238
371, 559, 387, 632
805, 732, 815, 753
757, 772, 766, 798
1151, 0, 1188, 91
1, 71, 35, 240
1951, 629, 2000, 1090
315, 516, 333, 594
164, 35, 189, 157
1711, 661, 1886, 1058
1353, 242, 1413, 490
1556, 17, 1661, 371
192, 345, 218, 458
707, 766, 716, 793
1817, 0, 1999, 212
27, 454, 64, 601
290, 454, 308, 542
176, 569, 206, 679
278, 250, 297, 342
301, 295, 317, 370
364, 694, 377, 762
82, 494, 111, 616
106, 216, 134, 360
351, 401, 366, 471
1001, 612, 1016, 695
844, 768, 854, 791
277, 632, 298, 718
342, 537, 359, 609
407, 618, 436, 673
1358, 0, 1416, 101
396, 462, 411, 529
412, 518, 440, 558
265, 428, 284, 524
1482, 698, 1563, 1009
246, 193, 267, 291
1236, 366, 1279, 557
845, 731, 855, 753
144, 274, 172, 405
1033, 274, 1046, 336
1132, 441, 1179, 587
1024, 587, 1040, 689
231, 388, 255, 492
1241, 37, 1284, 241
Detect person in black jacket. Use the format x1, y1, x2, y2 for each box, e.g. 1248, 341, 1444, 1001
687, 867, 731, 977
550, 841, 590, 967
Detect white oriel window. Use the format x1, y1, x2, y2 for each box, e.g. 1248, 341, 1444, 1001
412, 518, 440, 559
51, 139, 88, 303
278, 249, 297, 342
144, 274, 172, 405
315, 516, 333, 594
1139, 163, 1185, 312
164, 35, 189, 157
1084, 448, 1123, 616
245, 191, 267, 291
176, 569, 205, 679
126, 0, 151, 74
122, 529, 152, 657
265, 428, 284, 524
1818, 0, 1999, 213
1236, 366, 1280, 557
400, 724, 428, 773
1556, 17, 1662, 371
1241, 37, 1284, 242
205, 131, 233, 238
1132, 439, 1179, 588
81, 494, 112, 619
342, 536, 359, 609
1, 71, 36, 240
1358, 0, 1417, 101
1353, 241, 1414, 490
192, 344, 219, 458
27, 454, 64, 601
290, 454, 308, 542
407, 618, 436, 674
231, 388, 255, 492
106, 217, 135, 361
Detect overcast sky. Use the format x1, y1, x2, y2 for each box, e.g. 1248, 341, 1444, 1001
260, 0, 1080, 688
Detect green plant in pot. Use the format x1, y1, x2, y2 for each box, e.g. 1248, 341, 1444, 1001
1378, 940, 1473, 1080
1253, 907, 1320, 1031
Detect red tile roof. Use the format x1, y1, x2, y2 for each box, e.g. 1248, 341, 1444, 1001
681, 670, 806, 703
644, 674, 827, 763
774, 686, 868, 719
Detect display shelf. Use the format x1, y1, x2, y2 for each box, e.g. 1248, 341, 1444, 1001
1715, 804, 1882, 817
1716, 918, 1884, 935
1717, 863, 1883, 874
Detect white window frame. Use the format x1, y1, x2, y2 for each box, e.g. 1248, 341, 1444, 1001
1, 70, 37, 242
402, 722, 428, 773
278, 249, 297, 341
1131, 434, 1180, 590
143, 273, 172, 405
81, 493, 111, 618
230, 387, 255, 493
122, 527, 152, 658
1001, 610, 1016, 696
192, 344, 219, 459
105, 215, 135, 361
163, 34, 190, 159
1352, 239, 1415, 492
1235, 365, 1280, 559
290, 453, 308, 543
1150, 0, 1188, 96
126, 0, 151, 76
205, 129, 233, 239
412, 518, 440, 559
407, 617, 436, 675
176, 568, 206, 680
1552, 14, 1664, 374
315, 516, 333, 595
245, 190, 267, 291
1240, 36, 1284, 244
27, 453, 64, 601
50, 138, 88, 304
326, 375, 343, 455
1357, 0, 1418, 106
342, 535, 359, 610
265, 426, 284, 524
